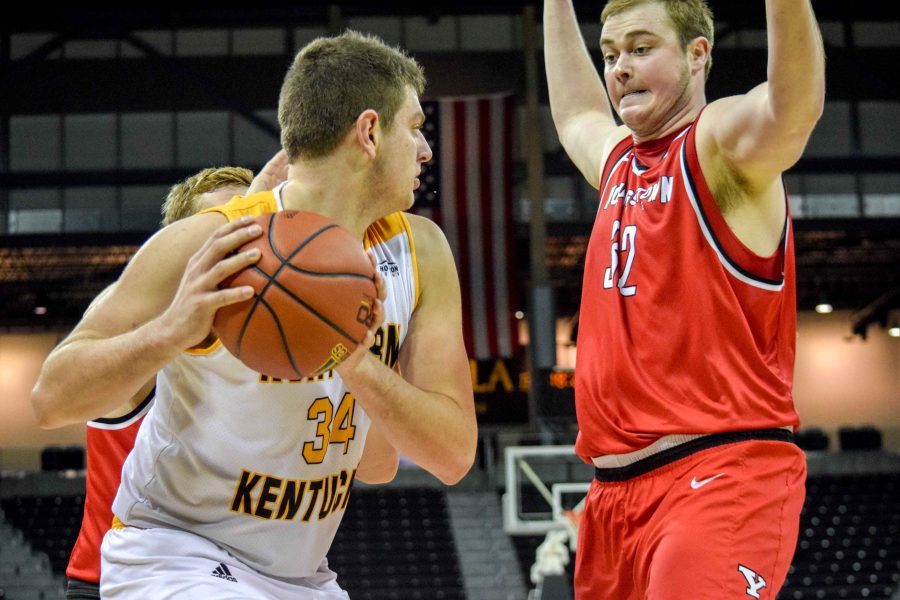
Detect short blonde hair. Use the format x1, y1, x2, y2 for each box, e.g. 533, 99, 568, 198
161, 166, 253, 225
602, 0, 714, 78
279, 30, 426, 161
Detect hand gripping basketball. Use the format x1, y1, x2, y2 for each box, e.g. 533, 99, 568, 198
213, 210, 377, 380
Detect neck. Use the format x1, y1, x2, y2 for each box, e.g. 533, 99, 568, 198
280, 161, 374, 240
631, 83, 706, 143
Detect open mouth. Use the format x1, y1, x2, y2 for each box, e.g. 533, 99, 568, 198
622, 90, 647, 100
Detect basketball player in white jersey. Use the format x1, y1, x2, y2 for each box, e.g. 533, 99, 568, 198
31, 31, 476, 598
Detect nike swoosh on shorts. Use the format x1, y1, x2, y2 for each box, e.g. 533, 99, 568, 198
690, 473, 726, 489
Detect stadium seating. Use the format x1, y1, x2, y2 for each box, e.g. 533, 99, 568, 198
781, 473, 900, 599
0, 489, 465, 600
330, 488, 466, 599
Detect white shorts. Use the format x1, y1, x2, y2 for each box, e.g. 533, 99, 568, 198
100, 526, 351, 600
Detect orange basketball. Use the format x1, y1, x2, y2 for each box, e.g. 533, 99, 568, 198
213, 210, 376, 380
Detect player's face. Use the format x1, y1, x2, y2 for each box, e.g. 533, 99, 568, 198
600, 2, 696, 137
374, 86, 432, 212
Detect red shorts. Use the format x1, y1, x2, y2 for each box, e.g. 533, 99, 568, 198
575, 434, 806, 600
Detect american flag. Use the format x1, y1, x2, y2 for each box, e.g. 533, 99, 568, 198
412, 94, 520, 360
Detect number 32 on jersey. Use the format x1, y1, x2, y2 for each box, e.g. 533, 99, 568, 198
603, 219, 638, 297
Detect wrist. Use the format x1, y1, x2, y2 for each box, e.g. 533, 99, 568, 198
336, 347, 378, 383
143, 316, 190, 363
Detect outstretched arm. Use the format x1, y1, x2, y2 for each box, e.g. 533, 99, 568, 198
700, 0, 825, 202
544, 0, 623, 188
337, 215, 476, 485
31, 215, 262, 428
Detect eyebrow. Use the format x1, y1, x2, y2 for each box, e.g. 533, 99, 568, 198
600, 29, 660, 47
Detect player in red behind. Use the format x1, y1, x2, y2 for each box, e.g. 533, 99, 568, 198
544, 0, 824, 598
34, 156, 286, 600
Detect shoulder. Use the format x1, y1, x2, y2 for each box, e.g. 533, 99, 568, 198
693, 95, 742, 149
404, 212, 443, 241
404, 213, 452, 260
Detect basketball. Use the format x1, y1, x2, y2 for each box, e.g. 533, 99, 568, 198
213, 210, 377, 380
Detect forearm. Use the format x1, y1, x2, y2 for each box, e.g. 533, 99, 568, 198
31, 320, 178, 428
766, 0, 825, 125
544, 0, 613, 129
340, 353, 476, 485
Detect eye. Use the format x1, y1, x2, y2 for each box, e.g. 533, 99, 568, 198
603, 53, 617, 65
633, 45, 650, 55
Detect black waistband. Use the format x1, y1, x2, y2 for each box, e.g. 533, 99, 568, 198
593, 428, 795, 483
66, 578, 100, 600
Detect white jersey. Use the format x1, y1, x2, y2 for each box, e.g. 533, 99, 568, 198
112, 185, 419, 578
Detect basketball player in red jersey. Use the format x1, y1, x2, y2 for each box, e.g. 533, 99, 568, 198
544, 0, 824, 598
32, 154, 286, 600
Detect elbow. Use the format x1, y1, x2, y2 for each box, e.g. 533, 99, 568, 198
803, 90, 825, 128
30, 387, 64, 430
436, 447, 476, 486
359, 462, 399, 485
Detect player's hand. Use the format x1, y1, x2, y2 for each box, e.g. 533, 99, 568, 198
247, 149, 290, 195
335, 251, 387, 373
157, 216, 263, 350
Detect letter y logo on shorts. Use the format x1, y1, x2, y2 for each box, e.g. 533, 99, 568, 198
737, 564, 766, 598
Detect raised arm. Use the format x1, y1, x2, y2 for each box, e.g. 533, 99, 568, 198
698, 0, 825, 218
337, 215, 476, 485
544, 0, 624, 188
31, 215, 262, 428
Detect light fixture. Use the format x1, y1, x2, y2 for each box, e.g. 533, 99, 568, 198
34, 306, 48, 316
815, 303, 833, 315
888, 309, 900, 338
514, 310, 525, 320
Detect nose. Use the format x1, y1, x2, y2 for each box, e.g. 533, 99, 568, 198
417, 131, 433, 164
611, 55, 632, 83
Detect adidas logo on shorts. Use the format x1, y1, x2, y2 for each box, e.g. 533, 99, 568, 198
211, 562, 238, 583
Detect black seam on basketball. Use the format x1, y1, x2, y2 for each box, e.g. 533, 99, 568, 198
236, 213, 337, 341
248, 218, 342, 327
249, 293, 304, 379
280, 266, 373, 280
269, 219, 340, 264
235, 264, 276, 349
264, 275, 361, 344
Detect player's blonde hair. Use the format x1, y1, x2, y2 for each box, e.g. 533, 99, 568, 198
278, 30, 426, 161
161, 166, 253, 225
601, 0, 714, 78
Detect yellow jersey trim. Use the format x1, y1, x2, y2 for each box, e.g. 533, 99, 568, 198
186, 339, 222, 355
363, 212, 407, 248
200, 191, 277, 221
399, 213, 421, 309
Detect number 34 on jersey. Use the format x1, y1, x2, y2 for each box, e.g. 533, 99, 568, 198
303, 392, 357, 465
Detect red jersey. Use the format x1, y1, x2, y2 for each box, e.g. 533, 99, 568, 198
66, 390, 154, 583
574, 115, 799, 460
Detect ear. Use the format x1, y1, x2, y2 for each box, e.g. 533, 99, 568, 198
688, 37, 710, 76
354, 109, 380, 160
